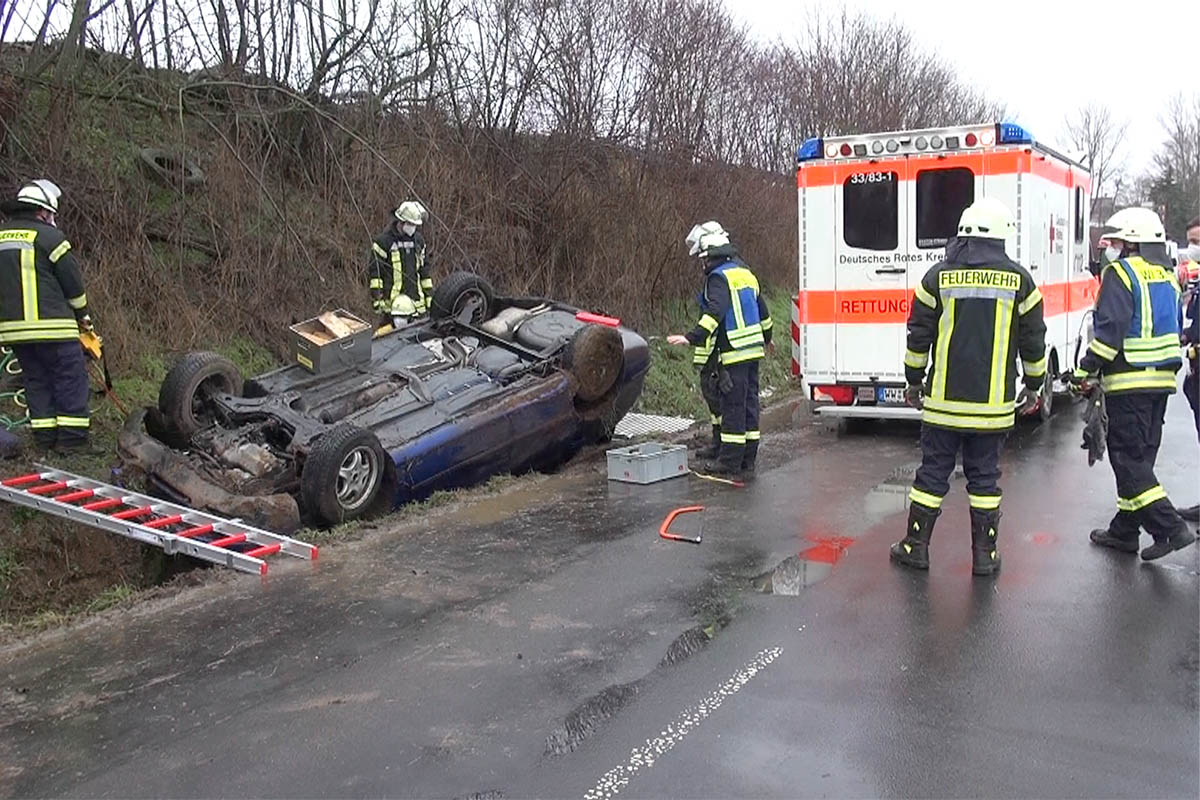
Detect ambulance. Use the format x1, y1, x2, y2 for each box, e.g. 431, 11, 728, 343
790, 122, 1096, 424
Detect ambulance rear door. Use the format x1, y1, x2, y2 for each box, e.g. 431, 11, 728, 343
906, 151, 988, 297
833, 159, 909, 384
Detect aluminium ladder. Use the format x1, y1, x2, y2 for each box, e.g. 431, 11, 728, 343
0, 466, 318, 575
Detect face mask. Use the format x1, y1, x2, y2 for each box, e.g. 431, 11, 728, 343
401, 223, 417, 236
1183, 243, 1200, 262
1104, 245, 1122, 264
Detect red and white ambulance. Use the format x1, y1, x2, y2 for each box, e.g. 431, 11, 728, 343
790, 122, 1096, 422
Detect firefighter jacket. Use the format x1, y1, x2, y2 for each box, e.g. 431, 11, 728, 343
904, 238, 1047, 432
692, 288, 716, 367
1077, 254, 1181, 394
369, 226, 432, 314
685, 248, 773, 366
0, 212, 89, 345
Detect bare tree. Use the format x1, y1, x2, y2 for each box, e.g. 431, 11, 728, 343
1063, 103, 1129, 208
1141, 93, 1200, 237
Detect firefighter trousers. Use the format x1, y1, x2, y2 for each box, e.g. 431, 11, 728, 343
1105, 392, 1182, 540
909, 424, 1004, 512
699, 359, 722, 429
717, 360, 760, 468
13, 341, 90, 449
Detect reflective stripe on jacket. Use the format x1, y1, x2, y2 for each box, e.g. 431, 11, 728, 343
1078, 255, 1181, 394
0, 216, 88, 344
692, 290, 715, 366
700, 264, 767, 365
685, 253, 773, 364
369, 228, 431, 313
904, 240, 1047, 432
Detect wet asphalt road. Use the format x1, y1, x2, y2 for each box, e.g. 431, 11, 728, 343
1, 395, 1197, 799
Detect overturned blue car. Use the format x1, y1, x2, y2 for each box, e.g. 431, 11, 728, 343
117, 272, 649, 533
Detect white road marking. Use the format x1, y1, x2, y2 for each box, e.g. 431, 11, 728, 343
582, 646, 784, 800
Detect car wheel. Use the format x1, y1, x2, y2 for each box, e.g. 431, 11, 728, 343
158, 351, 242, 441
301, 423, 388, 526
138, 147, 205, 189
565, 324, 624, 404
430, 271, 495, 324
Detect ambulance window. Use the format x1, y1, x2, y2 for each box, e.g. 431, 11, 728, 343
916, 168, 975, 248
843, 171, 898, 251
1074, 188, 1085, 244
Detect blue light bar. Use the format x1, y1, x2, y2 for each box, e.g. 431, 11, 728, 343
997, 122, 1034, 145
796, 137, 823, 162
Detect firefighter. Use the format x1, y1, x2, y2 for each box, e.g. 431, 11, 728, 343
667, 222, 773, 477
891, 198, 1047, 576
1176, 217, 1200, 522
369, 200, 432, 326
689, 221, 725, 460
1071, 208, 1195, 559
0, 180, 95, 454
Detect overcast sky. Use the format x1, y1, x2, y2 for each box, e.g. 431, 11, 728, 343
725, 0, 1190, 178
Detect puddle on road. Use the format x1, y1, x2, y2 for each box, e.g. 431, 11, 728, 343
755, 537, 854, 595
454, 474, 590, 527
754, 556, 834, 595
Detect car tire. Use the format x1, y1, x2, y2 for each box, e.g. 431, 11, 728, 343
301, 423, 389, 526
138, 147, 205, 189
158, 351, 242, 442
430, 271, 495, 324
565, 324, 624, 404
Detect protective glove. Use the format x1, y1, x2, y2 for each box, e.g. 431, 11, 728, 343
905, 384, 924, 410
77, 314, 94, 332
1067, 368, 1096, 396
1016, 385, 1042, 416
717, 367, 734, 395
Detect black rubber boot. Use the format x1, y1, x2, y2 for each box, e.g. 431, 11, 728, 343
741, 440, 759, 476
970, 508, 1002, 576
696, 425, 721, 460
890, 503, 940, 570
1141, 526, 1198, 561
1177, 504, 1200, 523
1089, 528, 1140, 554
702, 442, 745, 479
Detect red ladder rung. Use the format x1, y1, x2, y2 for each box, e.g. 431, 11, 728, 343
144, 514, 184, 530
245, 543, 281, 560
2, 473, 44, 487
112, 506, 154, 521
209, 534, 247, 548
55, 489, 96, 504
28, 481, 69, 496
81, 497, 123, 512
176, 524, 214, 539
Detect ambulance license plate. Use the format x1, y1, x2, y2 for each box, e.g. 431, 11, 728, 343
877, 386, 906, 405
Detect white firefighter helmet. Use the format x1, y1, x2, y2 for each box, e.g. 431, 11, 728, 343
1104, 207, 1165, 244
696, 229, 731, 258
16, 179, 61, 214
394, 201, 427, 225
957, 198, 1016, 239
390, 293, 418, 318
685, 220, 728, 256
